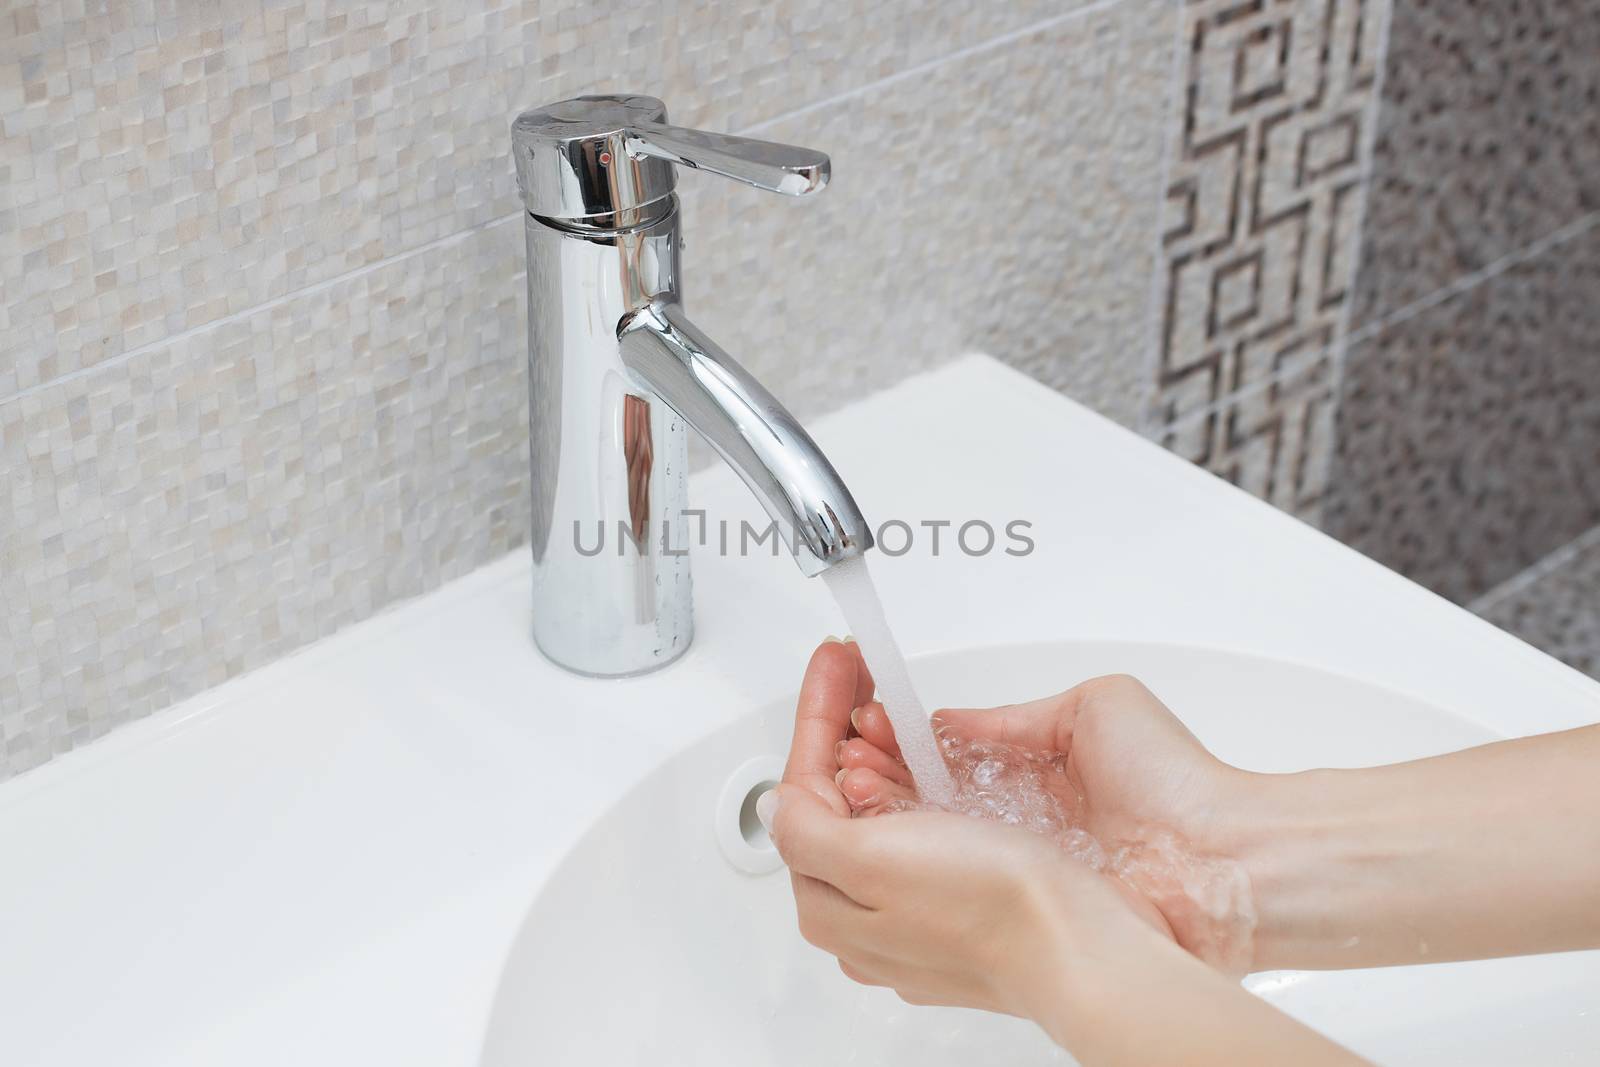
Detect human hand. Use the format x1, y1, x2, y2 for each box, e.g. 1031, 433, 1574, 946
764, 779, 1180, 1020
762, 640, 1182, 1021
765, 640, 1368, 1065
837, 669, 1257, 972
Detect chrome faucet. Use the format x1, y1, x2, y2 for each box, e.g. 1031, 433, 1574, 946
511, 94, 874, 677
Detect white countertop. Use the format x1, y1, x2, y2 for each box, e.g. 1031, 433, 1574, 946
3, 355, 1596, 1065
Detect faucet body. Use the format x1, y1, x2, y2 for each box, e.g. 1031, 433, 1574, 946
514, 95, 873, 676
522, 205, 689, 676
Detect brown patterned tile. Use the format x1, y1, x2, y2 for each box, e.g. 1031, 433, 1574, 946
1478, 530, 1600, 680
1162, 349, 1336, 521
1151, 0, 1387, 427
1324, 226, 1600, 604
1351, 0, 1600, 327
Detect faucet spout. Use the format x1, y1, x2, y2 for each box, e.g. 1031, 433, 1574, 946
619, 301, 874, 576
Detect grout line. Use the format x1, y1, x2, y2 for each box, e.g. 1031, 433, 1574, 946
1158, 207, 1600, 437
0, 210, 522, 409
1342, 208, 1600, 352
1468, 522, 1600, 617
739, 0, 1135, 135
2, 0, 1132, 412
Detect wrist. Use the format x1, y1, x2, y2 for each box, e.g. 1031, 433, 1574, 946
1217, 736, 1600, 970
1210, 766, 1397, 971
1028, 884, 1236, 1060
1008, 858, 1185, 1044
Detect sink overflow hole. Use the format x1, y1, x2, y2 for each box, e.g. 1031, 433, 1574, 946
717, 755, 786, 875
716, 751, 784, 876
738, 780, 779, 849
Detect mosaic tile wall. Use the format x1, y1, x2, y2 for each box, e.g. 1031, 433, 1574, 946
2, 0, 1176, 779
5, 0, 1596, 781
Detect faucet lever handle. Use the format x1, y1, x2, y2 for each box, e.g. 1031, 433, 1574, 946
626, 121, 830, 198
513, 95, 830, 223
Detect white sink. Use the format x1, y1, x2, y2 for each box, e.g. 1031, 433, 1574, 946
2, 357, 1597, 1065
482, 642, 1600, 1065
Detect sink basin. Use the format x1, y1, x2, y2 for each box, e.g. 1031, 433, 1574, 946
481, 641, 1600, 1065
6, 358, 1597, 1066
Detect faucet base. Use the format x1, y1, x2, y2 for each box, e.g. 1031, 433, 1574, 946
531, 625, 694, 679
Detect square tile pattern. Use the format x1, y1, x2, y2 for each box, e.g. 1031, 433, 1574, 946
1151, 0, 1385, 420
1160, 347, 1336, 521
1148, 0, 1388, 517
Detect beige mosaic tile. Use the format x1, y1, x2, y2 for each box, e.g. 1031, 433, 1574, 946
2, 0, 1177, 780
2, 220, 528, 777
684, 0, 1177, 429
1, 0, 1099, 395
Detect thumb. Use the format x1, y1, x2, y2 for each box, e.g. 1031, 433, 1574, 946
760, 783, 860, 887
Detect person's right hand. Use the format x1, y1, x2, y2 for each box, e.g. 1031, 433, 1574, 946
837, 674, 1258, 972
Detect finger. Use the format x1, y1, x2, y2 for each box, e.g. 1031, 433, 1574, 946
934, 674, 1172, 754
897, 987, 993, 1011
767, 784, 868, 891
837, 737, 914, 788
851, 702, 904, 762
785, 640, 867, 813
836, 954, 989, 1013
838, 958, 885, 987
837, 766, 916, 815
834, 949, 923, 989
